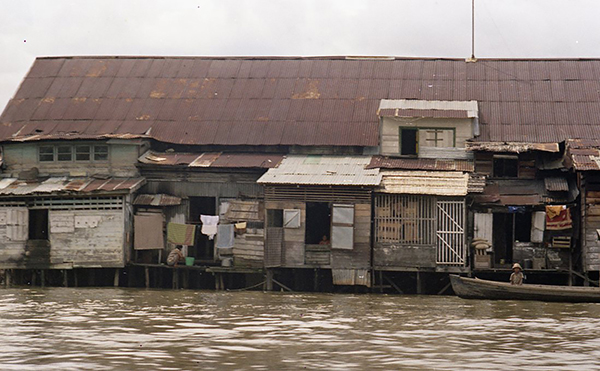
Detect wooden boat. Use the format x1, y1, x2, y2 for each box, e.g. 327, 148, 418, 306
450, 275, 600, 303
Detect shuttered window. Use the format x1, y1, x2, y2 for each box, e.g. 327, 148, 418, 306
331, 204, 354, 249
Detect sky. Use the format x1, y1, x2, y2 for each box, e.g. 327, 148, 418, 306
1, 0, 599, 109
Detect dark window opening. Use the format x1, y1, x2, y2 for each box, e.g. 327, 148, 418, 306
29, 209, 49, 240
267, 209, 283, 228
305, 202, 331, 244
400, 128, 418, 155
493, 213, 513, 265
515, 212, 532, 243
189, 197, 216, 260
39, 146, 54, 162
75, 145, 91, 161
493, 157, 518, 177
94, 145, 109, 161
57, 145, 72, 161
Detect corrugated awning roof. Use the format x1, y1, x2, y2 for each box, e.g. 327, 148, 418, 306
138, 151, 283, 168
367, 156, 474, 172
0, 176, 145, 196
473, 179, 575, 205
257, 155, 381, 186
5, 56, 600, 146
133, 193, 181, 206
565, 139, 600, 170
545, 177, 569, 192
377, 170, 470, 196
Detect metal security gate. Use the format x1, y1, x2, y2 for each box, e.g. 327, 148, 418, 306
436, 200, 466, 265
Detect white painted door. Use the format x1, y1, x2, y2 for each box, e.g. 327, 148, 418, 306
436, 200, 466, 265
7, 208, 28, 242
474, 213, 493, 243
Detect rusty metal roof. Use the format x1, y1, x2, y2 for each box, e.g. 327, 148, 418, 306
565, 139, 600, 170
133, 193, 181, 206
257, 155, 381, 186
138, 150, 283, 168
474, 179, 574, 205
368, 156, 474, 172
5, 56, 600, 146
544, 177, 569, 192
0, 176, 144, 196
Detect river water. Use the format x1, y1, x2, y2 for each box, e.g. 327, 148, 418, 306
1, 288, 600, 370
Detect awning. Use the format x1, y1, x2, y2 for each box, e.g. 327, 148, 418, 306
378, 171, 470, 196
0, 176, 145, 196
257, 155, 381, 186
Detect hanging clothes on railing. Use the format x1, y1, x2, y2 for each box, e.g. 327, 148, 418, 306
545, 205, 572, 230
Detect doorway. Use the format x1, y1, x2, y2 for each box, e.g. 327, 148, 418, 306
29, 209, 49, 240
189, 197, 216, 260
305, 202, 331, 244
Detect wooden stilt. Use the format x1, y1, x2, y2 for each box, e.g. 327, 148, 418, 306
313, 269, 319, 292
5, 269, 11, 288
172, 268, 179, 289
416, 271, 423, 295
145, 267, 150, 288
113, 269, 120, 287
379, 270, 384, 293
74, 270, 79, 287
31, 270, 37, 287
265, 270, 274, 291
40, 270, 45, 288
63, 270, 68, 287
183, 269, 189, 289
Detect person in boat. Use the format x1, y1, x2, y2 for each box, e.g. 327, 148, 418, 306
167, 245, 185, 266
510, 263, 524, 285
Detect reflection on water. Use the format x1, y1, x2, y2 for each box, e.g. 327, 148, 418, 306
1, 288, 600, 370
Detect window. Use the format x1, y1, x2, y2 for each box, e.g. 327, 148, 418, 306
94, 145, 109, 161
374, 194, 435, 245
400, 128, 418, 155
267, 209, 283, 228
57, 145, 72, 161
493, 155, 518, 177
399, 127, 455, 155
75, 145, 91, 161
39, 146, 54, 162
283, 209, 301, 228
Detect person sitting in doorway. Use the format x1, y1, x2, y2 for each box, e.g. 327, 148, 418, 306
319, 235, 330, 245
510, 263, 524, 285
166, 246, 185, 267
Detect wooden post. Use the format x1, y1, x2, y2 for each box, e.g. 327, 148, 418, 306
31, 270, 37, 287
74, 270, 79, 287
172, 268, 179, 289
5, 269, 11, 288
416, 271, 423, 295
379, 270, 383, 293
313, 269, 319, 292
113, 269, 120, 287
265, 269, 274, 291
145, 267, 150, 288
183, 269, 190, 289
40, 270, 45, 288
63, 270, 68, 287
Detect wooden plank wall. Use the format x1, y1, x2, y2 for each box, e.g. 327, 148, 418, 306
331, 203, 371, 269
584, 180, 600, 271
474, 152, 536, 178
265, 200, 306, 267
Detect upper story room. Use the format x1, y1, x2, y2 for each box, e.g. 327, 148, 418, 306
378, 99, 478, 159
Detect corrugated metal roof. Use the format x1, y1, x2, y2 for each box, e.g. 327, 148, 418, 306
367, 156, 474, 172
544, 177, 570, 192
466, 142, 560, 153
133, 193, 181, 206
5, 56, 600, 146
138, 150, 283, 168
0, 176, 144, 196
378, 170, 470, 196
257, 155, 381, 186
565, 139, 600, 171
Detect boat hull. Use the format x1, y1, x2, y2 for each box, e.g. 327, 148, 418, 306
450, 275, 600, 303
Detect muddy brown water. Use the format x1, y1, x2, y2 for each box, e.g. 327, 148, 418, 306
1, 288, 600, 370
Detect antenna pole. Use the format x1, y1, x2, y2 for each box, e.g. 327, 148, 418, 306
471, 0, 475, 59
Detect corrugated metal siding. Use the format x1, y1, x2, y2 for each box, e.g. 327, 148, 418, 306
257, 155, 381, 186
6, 56, 600, 146
378, 171, 470, 196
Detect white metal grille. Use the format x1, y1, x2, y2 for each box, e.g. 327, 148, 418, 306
31, 197, 124, 210
436, 200, 466, 265
374, 194, 435, 245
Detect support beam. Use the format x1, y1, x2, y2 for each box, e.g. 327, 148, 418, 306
40, 270, 45, 288
63, 270, 69, 287
145, 267, 150, 288
265, 270, 274, 291
113, 269, 120, 287
416, 271, 423, 295
383, 274, 404, 294
5, 269, 11, 288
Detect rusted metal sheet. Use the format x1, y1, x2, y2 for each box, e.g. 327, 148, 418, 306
544, 177, 569, 192
133, 194, 181, 206
565, 139, 600, 171
466, 142, 559, 153
379, 108, 469, 118
378, 170, 470, 196
0, 177, 144, 196
368, 156, 474, 172
5, 57, 600, 147
257, 155, 381, 186
138, 150, 283, 168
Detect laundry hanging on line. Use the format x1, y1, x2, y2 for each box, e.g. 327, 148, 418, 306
200, 215, 219, 240
167, 222, 196, 246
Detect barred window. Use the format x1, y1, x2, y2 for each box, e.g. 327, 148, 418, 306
374, 194, 435, 245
